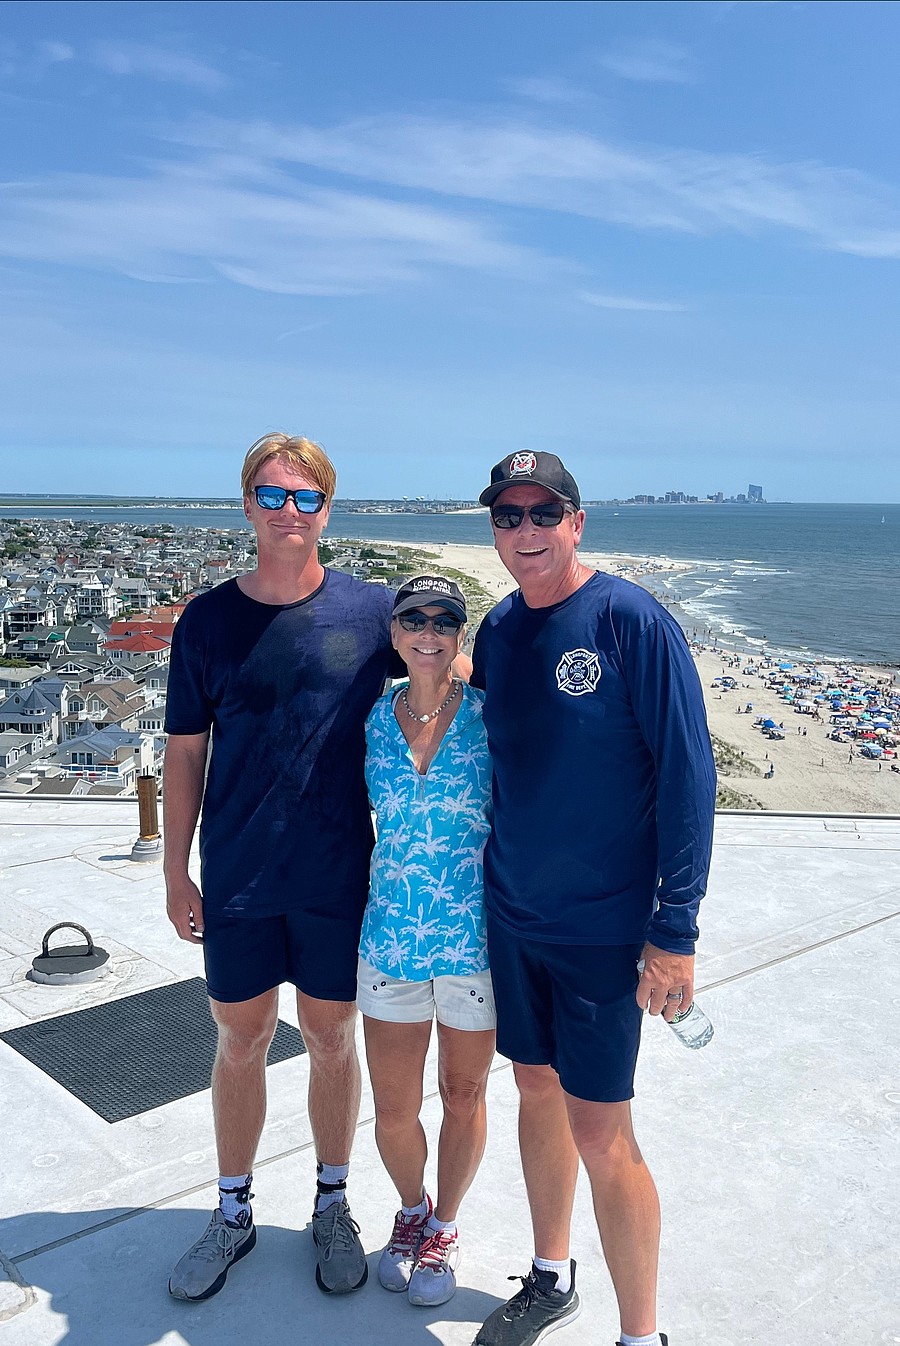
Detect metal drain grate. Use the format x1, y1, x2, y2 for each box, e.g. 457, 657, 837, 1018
0, 977, 306, 1123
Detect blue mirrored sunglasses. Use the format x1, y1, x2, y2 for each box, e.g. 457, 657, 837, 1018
253, 484, 326, 513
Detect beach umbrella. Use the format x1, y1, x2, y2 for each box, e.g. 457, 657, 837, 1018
779, 661, 794, 670
763, 718, 776, 728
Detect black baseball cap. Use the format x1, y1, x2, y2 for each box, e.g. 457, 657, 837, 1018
479, 450, 581, 509
392, 575, 467, 621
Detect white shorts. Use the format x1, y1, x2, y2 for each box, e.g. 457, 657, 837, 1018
356, 957, 496, 1031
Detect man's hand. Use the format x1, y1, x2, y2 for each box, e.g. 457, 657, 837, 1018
166, 874, 205, 943
451, 650, 473, 683
636, 943, 695, 1023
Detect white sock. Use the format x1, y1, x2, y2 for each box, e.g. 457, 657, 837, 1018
619, 1333, 662, 1346
315, 1160, 349, 1211
426, 1214, 457, 1236
533, 1256, 571, 1294
218, 1173, 252, 1227
402, 1192, 431, 1219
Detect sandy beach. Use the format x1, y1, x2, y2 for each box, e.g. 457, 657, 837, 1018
414, 541, 900, 815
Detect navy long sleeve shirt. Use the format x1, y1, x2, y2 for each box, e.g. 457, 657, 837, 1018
471, 572, 716, 954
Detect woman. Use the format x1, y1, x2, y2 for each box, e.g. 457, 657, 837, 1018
358, 575, 494, 1308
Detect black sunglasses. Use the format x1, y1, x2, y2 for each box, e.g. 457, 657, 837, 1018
396, 610, 464, 636
253, 484, 327, 513
490, 501, 573, 529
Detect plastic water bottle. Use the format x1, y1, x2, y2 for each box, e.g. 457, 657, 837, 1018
637, 960, 714, 1049
668, 1001, 714, 1049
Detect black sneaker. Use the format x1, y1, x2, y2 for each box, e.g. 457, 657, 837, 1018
474, 1261, 581, 1346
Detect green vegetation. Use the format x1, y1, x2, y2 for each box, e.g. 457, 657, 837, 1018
716, 785, 764, 810
711, 734, 763, 809
711, 734, 761, 777
0, 657, 34, 668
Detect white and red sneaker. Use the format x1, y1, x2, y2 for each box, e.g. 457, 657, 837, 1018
377, 1194, 433, 1292
408, 1224, 460, 1306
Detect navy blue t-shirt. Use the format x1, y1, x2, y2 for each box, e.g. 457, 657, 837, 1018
165, 572, 399, 918
471, 572, 716, 954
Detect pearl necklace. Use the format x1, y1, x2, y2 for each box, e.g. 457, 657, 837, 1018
401, 679, 461, 725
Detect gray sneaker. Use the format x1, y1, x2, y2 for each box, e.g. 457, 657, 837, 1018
168, 1208, 257, 1301
312, 1197, 368, 1294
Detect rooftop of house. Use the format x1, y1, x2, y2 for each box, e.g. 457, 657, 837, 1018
0, 801, 897, 1346
102, 634, 171, 654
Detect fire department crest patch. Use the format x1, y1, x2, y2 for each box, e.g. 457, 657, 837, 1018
555, 648, 602, 696
509, 451, 537, 476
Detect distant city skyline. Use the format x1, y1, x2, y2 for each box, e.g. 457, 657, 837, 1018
1, 2, 899, 503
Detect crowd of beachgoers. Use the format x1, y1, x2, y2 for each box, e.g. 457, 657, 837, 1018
417, 541, 899, 815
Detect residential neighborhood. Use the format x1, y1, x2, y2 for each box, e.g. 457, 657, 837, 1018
0, 515, 444, 796
0, 515, 258, 796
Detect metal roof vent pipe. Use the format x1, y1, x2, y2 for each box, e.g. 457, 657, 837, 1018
131, 772, 163, 862
31, 923, 110, 985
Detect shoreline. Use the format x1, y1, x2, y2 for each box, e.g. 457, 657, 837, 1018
389, 538, 899, 671
401, 540, 900, 815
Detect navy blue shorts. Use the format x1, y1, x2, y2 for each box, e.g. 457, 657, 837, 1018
486, 915, 644, 1103
202, 905, 362, 1004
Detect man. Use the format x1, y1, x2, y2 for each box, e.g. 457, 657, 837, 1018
470, 451, 716, 1346
164, 432, 404, 1301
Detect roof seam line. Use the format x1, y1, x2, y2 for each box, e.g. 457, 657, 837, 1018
12, 1061, 511, 1265
698, 908, 900, 994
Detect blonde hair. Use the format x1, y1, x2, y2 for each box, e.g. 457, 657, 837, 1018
240, 433, 337, 503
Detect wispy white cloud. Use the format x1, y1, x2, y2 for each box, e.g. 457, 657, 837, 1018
275, 322, 329, 341
503, 75, 594, 107
1, 37, 225, 92
89, 41, 227, 92
0, 37, 74, 80
174, 112, 900, 259
37, 41, 74, 67
597, 39, 693, 84
580, 291, 687, 312
0, 157, 545, 296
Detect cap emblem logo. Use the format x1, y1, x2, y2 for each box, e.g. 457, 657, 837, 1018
555, 648, 602, 697
411, 578, 451, 594
509, 451, 537, 476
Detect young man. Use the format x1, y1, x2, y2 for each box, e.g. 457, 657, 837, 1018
164, 433, 402, 1301
470, 451, 717, 1346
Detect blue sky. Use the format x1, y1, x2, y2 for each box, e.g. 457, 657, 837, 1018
1, 0, 899, 501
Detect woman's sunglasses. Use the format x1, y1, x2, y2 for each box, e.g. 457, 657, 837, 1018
490, 502, 572, 529
396, 610, 464, 636
253, 484, 327, 513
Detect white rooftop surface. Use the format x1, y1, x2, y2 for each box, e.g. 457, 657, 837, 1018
1, 799, 897, 1346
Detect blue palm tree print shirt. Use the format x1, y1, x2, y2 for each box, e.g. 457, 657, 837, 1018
361, 682, 492, 981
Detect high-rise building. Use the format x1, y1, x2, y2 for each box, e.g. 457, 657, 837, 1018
748, 483, 763, 502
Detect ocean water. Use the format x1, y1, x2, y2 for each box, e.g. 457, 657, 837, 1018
5, 502, 898, 665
